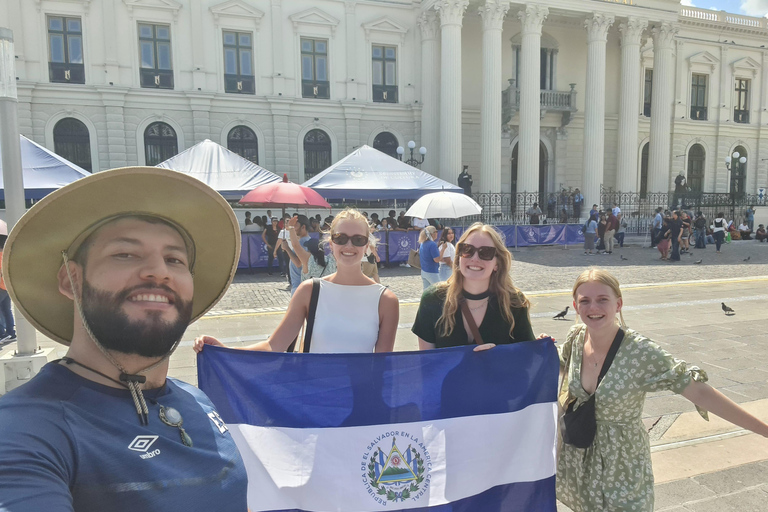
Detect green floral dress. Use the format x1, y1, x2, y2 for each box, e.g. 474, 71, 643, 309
557, 324, 708, 511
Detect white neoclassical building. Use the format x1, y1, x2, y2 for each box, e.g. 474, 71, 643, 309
2, 0, 767, 206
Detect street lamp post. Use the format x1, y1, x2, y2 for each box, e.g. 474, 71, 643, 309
0, 28, 48, 394
724, 151, 747, 219
396, 140, 427, 168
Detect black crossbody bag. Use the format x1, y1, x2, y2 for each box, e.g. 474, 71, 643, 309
562, 328, 624, 449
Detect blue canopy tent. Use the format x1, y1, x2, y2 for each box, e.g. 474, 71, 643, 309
0, 135, 90, 200
156, 139, 280, 200
302, 145, 463, 200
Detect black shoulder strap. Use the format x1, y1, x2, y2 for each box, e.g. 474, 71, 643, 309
597, 328, 624, 385
302, 278, 322, 353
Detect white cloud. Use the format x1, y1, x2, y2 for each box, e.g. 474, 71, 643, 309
680, 0, 696, 6
740, 0, 768, 16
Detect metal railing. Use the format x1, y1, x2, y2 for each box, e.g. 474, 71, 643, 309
466, 189, 761, 234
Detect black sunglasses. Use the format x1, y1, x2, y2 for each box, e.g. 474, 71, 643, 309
331, 233, 369, 247
457, 243, 497, 261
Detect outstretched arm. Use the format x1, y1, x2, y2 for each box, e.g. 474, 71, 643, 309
194, 281, 312, 353
682, 381, 768, 437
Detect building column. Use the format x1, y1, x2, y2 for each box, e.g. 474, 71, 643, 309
616, 17, 647, 192
99, 88, 128, 169
271, 0, 285, 96
435, 0, 469, 184
648, 22, 678, 193
344, 1, 358, 101
516, 4, 548, 195
418, 10, 440, 176
582, 13, 614, 208
479, 0, 510, 194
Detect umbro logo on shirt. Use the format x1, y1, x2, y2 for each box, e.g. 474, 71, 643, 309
128, 435, 161, 459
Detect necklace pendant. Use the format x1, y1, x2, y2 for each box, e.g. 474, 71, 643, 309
180, 427, 193, 448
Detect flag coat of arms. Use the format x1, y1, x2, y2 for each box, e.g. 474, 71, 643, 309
198, 341, 559, 511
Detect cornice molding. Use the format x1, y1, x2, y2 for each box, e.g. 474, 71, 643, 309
210, 0, 265, 28
123, 0, 182, 21
289, 7, 340, 36
362, 16, 409, 44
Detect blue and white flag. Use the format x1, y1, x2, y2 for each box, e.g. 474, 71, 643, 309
198, 341, 560, 512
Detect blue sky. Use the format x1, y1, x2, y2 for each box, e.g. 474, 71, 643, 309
686, 0, 768, 17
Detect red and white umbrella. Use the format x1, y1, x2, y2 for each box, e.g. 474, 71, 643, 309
239, 174, 330, 209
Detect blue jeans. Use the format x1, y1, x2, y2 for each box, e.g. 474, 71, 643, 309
421, 271, 440, 291
614, 232, 625, 248
694, 229, 706, 249
714, 231, 724, 251
438, 264, 452, 282
0, 289, 14, 337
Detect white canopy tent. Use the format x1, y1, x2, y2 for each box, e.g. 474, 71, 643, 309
156, 139, 280, 200
302, 145, 463, 200
0, 135, 90, 200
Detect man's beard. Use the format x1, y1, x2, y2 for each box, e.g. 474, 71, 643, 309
80, 280, 193, 358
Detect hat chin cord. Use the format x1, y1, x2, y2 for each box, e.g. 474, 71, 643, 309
61, 251, 181, 425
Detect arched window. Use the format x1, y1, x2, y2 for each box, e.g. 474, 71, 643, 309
640, 143, 649, 198
373, 132, 398, 159
303, 129, 331, 180
687, 144, 705, 193
227, 126, 258, 164
510, 141, 548, 195
53, 118, 92, 172
144, 122, 178, 166
731, 145, 747, 196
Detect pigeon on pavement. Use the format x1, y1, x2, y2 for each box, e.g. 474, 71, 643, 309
721, 302, 735, 315
743, 256, 751, 262
694, 259, 703, 264
553, 306, 570, 320
620, 255, 629, 261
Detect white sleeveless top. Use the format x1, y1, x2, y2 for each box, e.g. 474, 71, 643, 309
309, 280, 387, 353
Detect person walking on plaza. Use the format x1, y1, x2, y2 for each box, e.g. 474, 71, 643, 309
361, 238, 381, 284
418, 225, 441, 290
556, 269, 768, 512
693, 211, 707, 249
679, 211, 692, 253
527, 203, 542, 225
666, 211, 682, 261
262, 217, 280, 275
614, 214, 627, 248
0, 167, 249, 511
195, 208, 399, 354
603, 210, 619, 254
0, 236, 16, 343
412, 223, 535, 349
437, 228, 456, 282
583, 214, 598, 256
746, 205, 755, 232
596, 212, 607, 252
284, 216, 336, 282
572, 189, 584, 220
712, 212, 727, 254
277, 215, 311, 295
651, 207, 663, 248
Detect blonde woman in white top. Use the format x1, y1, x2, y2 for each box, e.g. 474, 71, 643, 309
437, 228, 456, 282
193, 208, 399, 354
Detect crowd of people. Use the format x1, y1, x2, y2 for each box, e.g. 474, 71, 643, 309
650, 206, 760, 259
582, 202, 628, 256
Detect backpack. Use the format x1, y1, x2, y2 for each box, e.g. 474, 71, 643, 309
715, 219, 723, 228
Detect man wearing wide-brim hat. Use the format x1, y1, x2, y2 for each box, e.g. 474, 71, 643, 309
0, 167, 248, 511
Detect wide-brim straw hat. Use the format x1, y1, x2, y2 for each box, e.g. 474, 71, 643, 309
3, 166, 240, 345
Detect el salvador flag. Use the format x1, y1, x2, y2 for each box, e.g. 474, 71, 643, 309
198, 340, 559, 512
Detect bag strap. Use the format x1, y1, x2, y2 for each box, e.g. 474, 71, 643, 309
596, 328, 624, 386
459, 300, 484, 345
302, 278, 322, 353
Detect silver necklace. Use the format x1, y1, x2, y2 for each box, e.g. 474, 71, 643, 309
468, 298, 489, 312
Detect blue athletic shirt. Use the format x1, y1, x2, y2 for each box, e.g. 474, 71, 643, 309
419, 239, 440, 274
0, 362, 248, 512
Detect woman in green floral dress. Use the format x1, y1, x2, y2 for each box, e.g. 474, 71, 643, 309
557, 268, 768, 511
